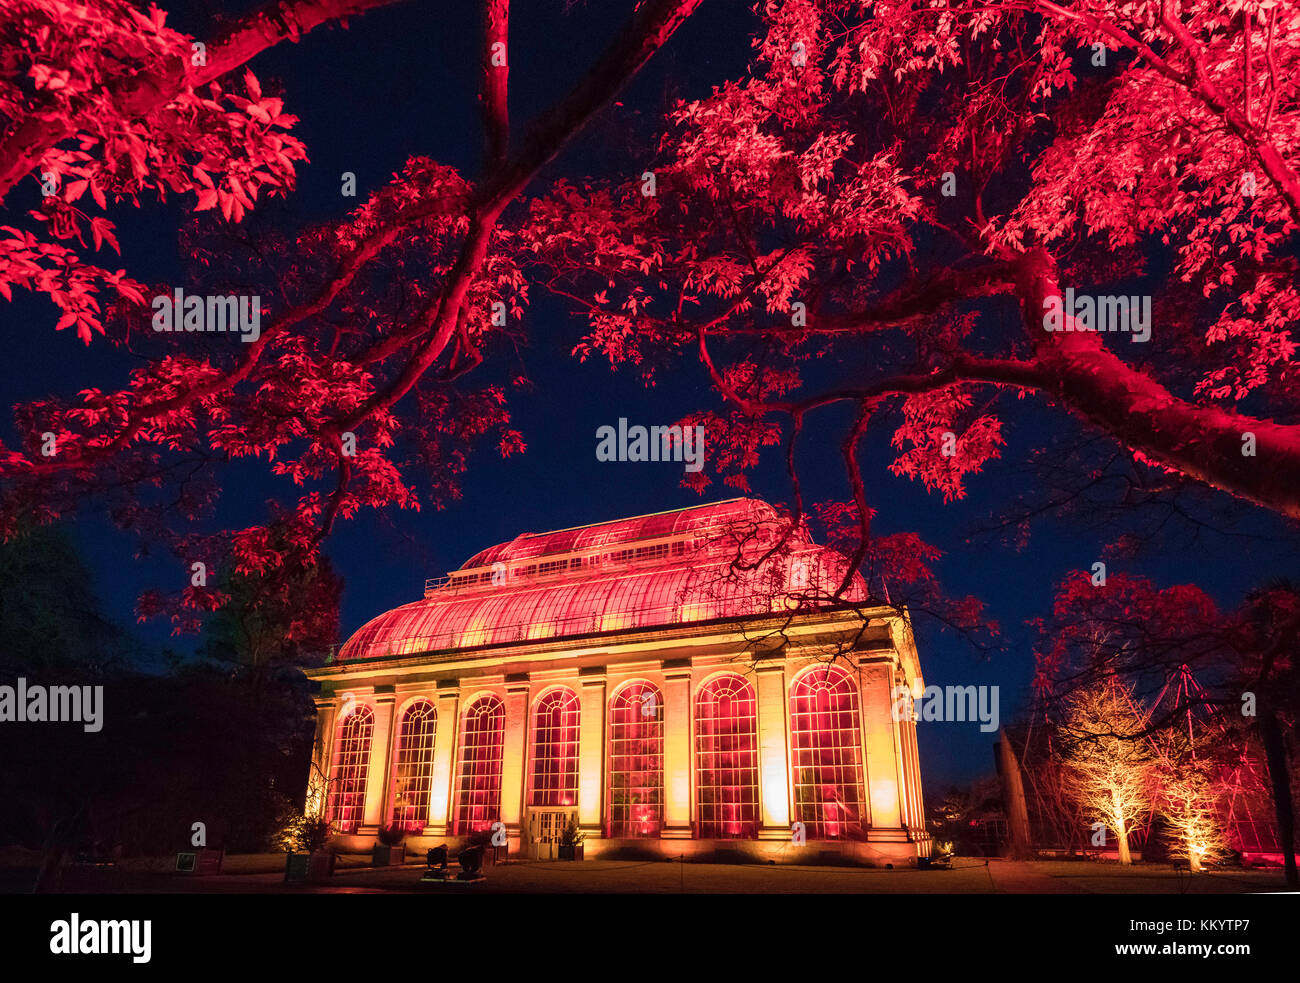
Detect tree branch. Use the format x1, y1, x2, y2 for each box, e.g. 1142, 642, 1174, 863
336, 0, 703, 431
0, 0, 407, 201
481, 0, 510, 166
1011, 246, 1300, 519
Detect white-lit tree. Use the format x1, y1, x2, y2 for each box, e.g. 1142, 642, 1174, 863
1152, 714, 1230, 872
1059, 679, 1156, 865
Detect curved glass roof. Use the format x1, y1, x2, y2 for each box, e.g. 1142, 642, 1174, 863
337, 498, 868, 662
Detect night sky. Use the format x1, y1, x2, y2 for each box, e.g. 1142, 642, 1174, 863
2, 0, 1295, 796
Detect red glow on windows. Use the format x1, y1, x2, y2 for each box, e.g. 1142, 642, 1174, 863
454, 694, 505, 834
530, 687, 580, 807
790, 665, 867, 841
607, 681, 663, 838
326, 704, 373, 834
695, 674, 759, 839
391, 699, 437, 831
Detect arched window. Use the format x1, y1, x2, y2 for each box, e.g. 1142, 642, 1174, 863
530, 687, 580, 807
607, 682, 663, 837
454, 694, 505, 833
390, 699, 437, 831
695, 674, 759, 839
327, 704, 374, 833
790, 665, 867, 840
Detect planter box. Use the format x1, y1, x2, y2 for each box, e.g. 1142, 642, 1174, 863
285, 851, 335, 883
372, 843, 406, 866
557, 842, 584, 861
176, 848, 224, 875
310, 850, 336, 880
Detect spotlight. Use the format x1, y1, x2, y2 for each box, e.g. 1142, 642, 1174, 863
420, 845, 449, 882
457, 844, 485, 880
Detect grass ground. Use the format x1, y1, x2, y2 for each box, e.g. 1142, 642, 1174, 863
0, 849, 1288, 893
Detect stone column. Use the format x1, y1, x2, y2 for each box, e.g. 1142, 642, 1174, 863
661, 665, 693, 838
428, 684, 460, 834
755, 662, 791, 837
501, 680, 530, 835
904, 716, 926, 831
363, 692, 396, 829
859, 661, 903, 831
310, 700, 337, 817
578, 673, 606, 833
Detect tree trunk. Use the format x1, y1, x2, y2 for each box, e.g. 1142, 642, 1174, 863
32, 806, 86, 894
1258, 704, 1299, 888
1116, 826, 1132, 865
1113, 796, 1132, 865
1188, 842, 1203, 872
995, 728, 1033, 859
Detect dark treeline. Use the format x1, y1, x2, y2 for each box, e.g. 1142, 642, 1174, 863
0, 523, 340, 875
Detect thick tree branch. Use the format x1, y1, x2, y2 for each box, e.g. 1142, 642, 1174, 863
481, 0, 510, 166
1011, 246, 1300, 519
811, 262, 1016, 334
703, 242, 1300, 519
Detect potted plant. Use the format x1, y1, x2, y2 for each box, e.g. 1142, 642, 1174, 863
284, 814, 335, 883
372, 823, 407, 866
557, 821, 585, 861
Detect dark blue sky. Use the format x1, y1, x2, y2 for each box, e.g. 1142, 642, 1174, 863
2, 0, 1295, 796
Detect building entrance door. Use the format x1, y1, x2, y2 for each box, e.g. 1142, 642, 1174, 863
526, 808, 576, 860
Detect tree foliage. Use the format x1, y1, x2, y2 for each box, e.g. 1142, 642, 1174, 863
0, 0, 1297, 637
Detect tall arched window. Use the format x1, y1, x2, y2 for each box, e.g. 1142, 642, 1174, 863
607, 682, 663, 837
695, 674, 759, 839
327, 704, 374, 833
530, 687, 580, 807
790, 664, 867, 840
454, 694, 505, 833
390, 699, 437, 831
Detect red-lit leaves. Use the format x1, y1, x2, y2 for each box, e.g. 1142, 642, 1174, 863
0, 2, 307, 340
0, 0, 706, 635
888, 386, 1006, 503
543, 0, 1300, 522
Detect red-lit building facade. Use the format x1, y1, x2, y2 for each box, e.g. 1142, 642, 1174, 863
306, 499, 930, 865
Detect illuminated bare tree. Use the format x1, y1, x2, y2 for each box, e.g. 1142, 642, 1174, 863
1158, 760, 1228, 871
1059, 679, 1155, 865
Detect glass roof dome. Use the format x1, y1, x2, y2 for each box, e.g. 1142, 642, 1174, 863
336, 498, 868, 662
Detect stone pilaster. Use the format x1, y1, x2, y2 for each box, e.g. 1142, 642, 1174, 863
363, 692, 396, 829
578, 673, 606, 832
755, 661, 791, 837
310, 700, 337, 817
661, 665, 693, 838
428, 684, 460, 834
501, 680, 529, 833
859, 661, 904, 831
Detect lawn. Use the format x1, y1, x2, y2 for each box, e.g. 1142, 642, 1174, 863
1, 850, 1288, 894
